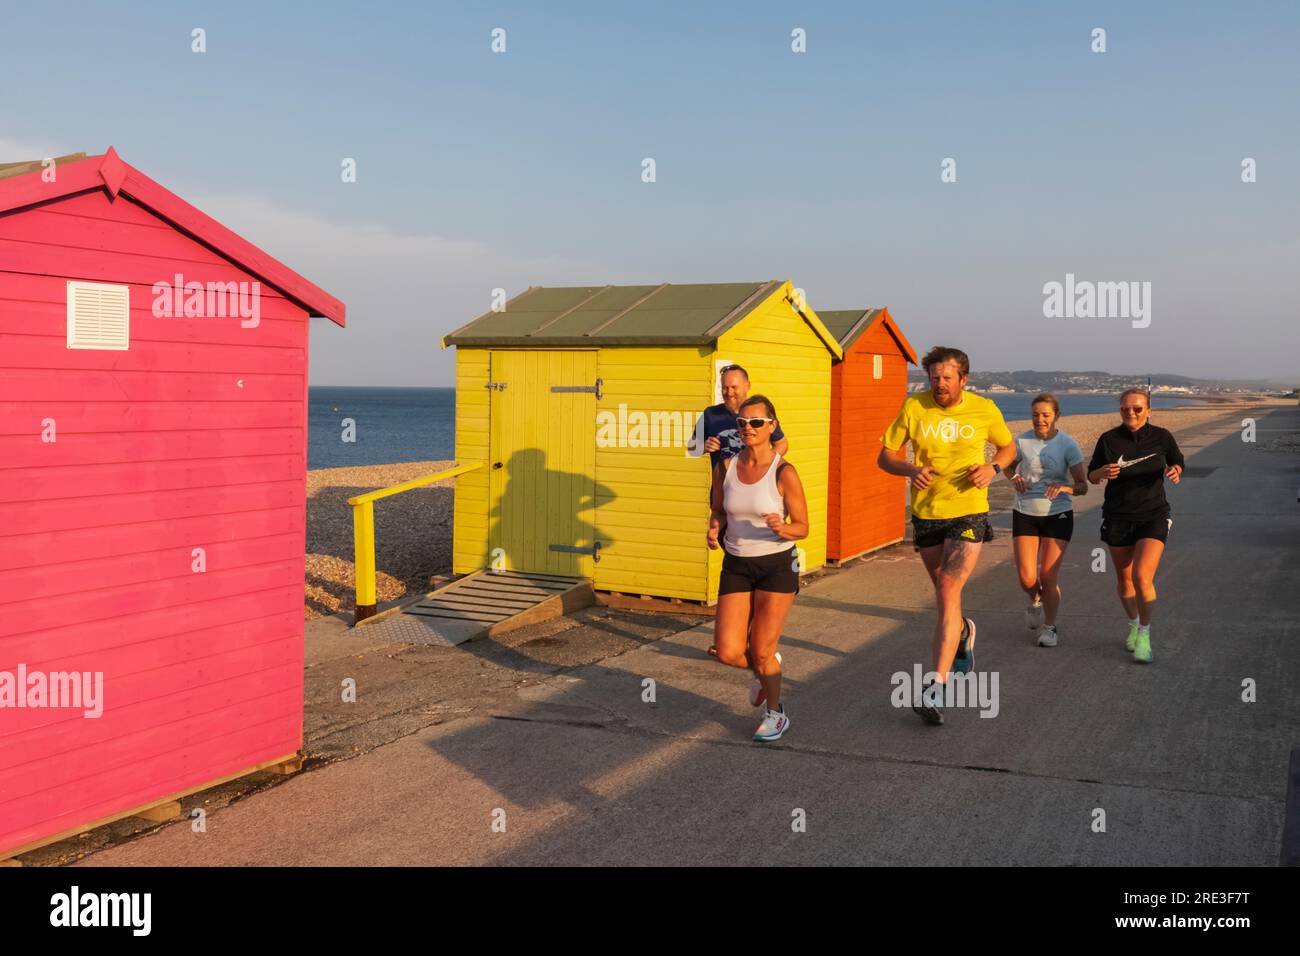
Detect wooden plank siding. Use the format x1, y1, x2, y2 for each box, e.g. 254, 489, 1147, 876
447, 285, 839, 604
488, 350, 597, 577
592, 347, 713, 600
714, 287, 834, 599
0, 187, 309, 856
452, 348, 491, 574
827, 320, 909, 560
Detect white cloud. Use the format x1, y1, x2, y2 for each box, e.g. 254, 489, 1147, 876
192, 194, 619, 386
0, 137, 76, 163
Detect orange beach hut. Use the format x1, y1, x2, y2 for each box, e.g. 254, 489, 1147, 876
817, 307, 917, 562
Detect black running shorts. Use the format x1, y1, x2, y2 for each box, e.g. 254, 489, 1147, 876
1100, 512, 1171, 548
911, 513, 993, 550
718, 547, 800, 595
1012, 509, 1075, 540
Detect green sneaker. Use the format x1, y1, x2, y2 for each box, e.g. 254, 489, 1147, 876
1133, 629, 1152, 663
1125, 622, 1140, 652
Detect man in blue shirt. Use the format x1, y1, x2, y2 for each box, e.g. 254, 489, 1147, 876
701, 365, 788, 466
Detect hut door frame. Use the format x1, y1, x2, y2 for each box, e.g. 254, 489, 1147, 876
488, 350, 598, 578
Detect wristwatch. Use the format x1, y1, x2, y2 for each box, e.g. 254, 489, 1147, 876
991, 463, 1002, 475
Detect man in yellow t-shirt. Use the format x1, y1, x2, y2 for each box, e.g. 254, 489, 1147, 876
877, 346, 1016, 725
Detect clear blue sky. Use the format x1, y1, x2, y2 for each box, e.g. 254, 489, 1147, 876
4, 1, 1297, 385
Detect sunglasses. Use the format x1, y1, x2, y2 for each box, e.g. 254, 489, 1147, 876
736, 417, 774, 429
1120, 406, 1148, 413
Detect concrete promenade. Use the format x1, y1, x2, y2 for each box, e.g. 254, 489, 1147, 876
73, 405, 1299, 866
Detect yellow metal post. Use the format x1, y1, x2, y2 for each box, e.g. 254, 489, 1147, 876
352, 500, 377, 622
347, 461, 484, 626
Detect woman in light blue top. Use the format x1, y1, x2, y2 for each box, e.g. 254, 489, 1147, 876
1006, 393, 1087, 646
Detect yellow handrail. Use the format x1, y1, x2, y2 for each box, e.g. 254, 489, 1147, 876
348, 461, 484, 624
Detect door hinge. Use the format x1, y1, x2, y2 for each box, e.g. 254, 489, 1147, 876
485, 381, 508, 391
550, 377, 602, 400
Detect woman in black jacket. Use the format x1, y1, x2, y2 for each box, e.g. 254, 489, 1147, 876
1087, 388, 1184, 663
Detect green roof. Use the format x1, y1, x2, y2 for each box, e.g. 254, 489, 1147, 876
817, 308, 884, 350
442, 281, 785, 348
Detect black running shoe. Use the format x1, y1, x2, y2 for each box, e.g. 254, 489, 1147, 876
912, 680, 945, 725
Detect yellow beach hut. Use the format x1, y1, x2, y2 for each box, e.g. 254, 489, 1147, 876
440, 281, 842, 604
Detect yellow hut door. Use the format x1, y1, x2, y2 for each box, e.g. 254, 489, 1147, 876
488, 350, 599, 578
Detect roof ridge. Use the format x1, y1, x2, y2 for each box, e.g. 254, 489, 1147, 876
841, 309, 876, 346
0, 147, 344, 325
584, 283, 670, 336
529, 285, 615, 336
704, 280, 781, 336
441, 280, 842, 351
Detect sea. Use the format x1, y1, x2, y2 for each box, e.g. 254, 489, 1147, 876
307, 386, 1209, 469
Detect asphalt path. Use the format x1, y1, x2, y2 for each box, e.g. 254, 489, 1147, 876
77, 405, 1299, 866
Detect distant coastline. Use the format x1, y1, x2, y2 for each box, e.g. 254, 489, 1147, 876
306, 385, 1276, 470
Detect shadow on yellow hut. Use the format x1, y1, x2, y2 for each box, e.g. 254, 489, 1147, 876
440, 281, 843, 605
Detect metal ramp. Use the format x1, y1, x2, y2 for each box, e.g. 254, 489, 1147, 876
357, 570, 593, 647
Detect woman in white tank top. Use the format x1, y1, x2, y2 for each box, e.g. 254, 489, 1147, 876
705, 395, 809, 743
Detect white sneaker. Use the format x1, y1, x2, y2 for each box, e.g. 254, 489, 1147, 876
1026, 595, 1045, 631
753, 705, 790, 742
1037, 624, 1058, 647
749, 652, 782, 707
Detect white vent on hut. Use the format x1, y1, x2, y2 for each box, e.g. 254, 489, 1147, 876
66, 281, 130, 350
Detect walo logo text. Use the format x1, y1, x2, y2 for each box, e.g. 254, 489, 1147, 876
0, 664, 104, 718
919, 419, 976, 442
1042, 273, 1151, 328
890, 664, 1000, 718
152, 272, 261, 328
596, 404, 707, 455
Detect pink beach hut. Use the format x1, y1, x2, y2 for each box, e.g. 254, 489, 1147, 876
0, 149, 344, 859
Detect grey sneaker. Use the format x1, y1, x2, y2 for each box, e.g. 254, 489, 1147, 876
1037, 624, 1058, 647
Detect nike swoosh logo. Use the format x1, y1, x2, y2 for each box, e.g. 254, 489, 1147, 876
1116, 453, 1157, 469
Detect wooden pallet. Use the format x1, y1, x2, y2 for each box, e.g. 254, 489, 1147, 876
595, 591, 716, 615
0, 750, 303, 865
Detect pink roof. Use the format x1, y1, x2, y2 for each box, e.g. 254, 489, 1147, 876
0, 147, 345, 326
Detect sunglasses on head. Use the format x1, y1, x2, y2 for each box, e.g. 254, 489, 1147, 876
736, 416, 774, 429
